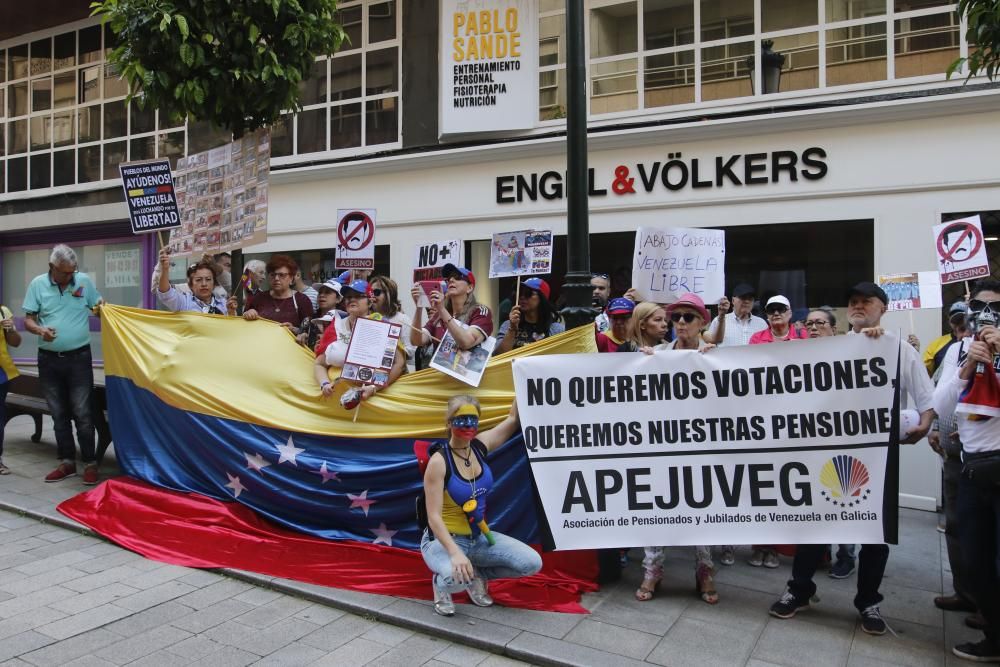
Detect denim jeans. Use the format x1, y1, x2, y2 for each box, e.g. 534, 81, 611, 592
956, 472, 1000, 644
420, 529, 543, 594
38, 347, 95, 463
789, 543, 890, 611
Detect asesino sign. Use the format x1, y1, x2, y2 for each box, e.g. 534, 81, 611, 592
439, 0, 538, 136
496, 147, 828, 203
512, 334, 900, 550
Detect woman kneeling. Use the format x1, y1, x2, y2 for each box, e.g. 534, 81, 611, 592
421, 396, 542, 616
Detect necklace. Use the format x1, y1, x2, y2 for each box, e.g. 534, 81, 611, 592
452, 445, 473, 468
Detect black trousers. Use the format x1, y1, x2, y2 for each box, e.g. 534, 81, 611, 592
788, 543, 889, 611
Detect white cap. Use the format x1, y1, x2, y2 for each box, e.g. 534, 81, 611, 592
313, 279, 342, 294
765, 295, 791, 309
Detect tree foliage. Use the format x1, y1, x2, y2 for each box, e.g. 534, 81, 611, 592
949, 0, 1000, 81
91, 0, 345, 138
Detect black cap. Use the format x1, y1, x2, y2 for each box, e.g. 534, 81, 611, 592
732, 283, 756, 298
848, 281, 888, 305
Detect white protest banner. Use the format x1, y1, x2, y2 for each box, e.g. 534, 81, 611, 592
877, 272, 942, 312
336, 209, 377, 270
633, 227, 725, 304
413, 239, 463, 282
430, 329, 496, 387
512, 334, 900, 550
439, 0, 538, 136
933, 215, 991, 284
489, 229, 552, 278
341, 316, 400, 388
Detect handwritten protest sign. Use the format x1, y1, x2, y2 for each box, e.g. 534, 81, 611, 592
633, 227, 725, 304
490, 230, 552, 278
119, 159, 181, 235
341, 317, 401, 388
414, 239, 463, 282
877, 272, 942, 312
933, 215, 990, 284
512, 334, 900, 550
430, 329, 496, 387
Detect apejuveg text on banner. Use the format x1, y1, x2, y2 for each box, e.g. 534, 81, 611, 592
512, 335, 900, 550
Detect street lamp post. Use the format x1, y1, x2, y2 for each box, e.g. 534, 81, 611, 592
559, 0, 598, 331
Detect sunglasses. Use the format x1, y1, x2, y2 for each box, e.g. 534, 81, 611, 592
804, 319, 830, 328
969, 299, 1000, 313
765, 304, 789, 315
450, 415, 479, 429
670, 311, 699, 323
372, 288, 384, 297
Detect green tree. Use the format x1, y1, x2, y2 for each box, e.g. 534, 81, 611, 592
949, 0, 1000, 81
92, 0, 345, 138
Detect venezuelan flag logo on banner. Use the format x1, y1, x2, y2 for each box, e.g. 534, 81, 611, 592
59, 305, 598, 612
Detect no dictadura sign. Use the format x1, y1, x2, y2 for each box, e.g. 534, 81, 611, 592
512, 335, 901, 550
119, 159, 181, 235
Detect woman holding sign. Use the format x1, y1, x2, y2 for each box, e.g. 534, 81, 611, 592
636, 293, 719, 605
420, 396, 542, 616
314, 279, 406, 404
410, 263, 494, 351
495, 278, 564, 354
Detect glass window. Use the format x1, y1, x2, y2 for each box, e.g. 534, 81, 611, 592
365, 97, 396, 145
103, 140, 126, 180
366, 48, 398, 95
701, 0, 753, 42
54, 32, 76, 70
8, 44, 28, 80
331, 103, 362, 149
104, 63, 127, 98
894, 12, 958, 78
0, 121, 4, 156
270, 115, 293, 157
53, 111, 74, 147
10, 82, 29, 117
540, 15, 565, 65
644, 0, 694, 49
340, 5, 363, 48
31, 77, 52, 112
826, 0, 885, 23
103, 100, 127, 139
30, 152, 50, 189
30, 39, 52, 77
331, 54, 362, 100
53, 148, 75, 186
78, 145, 101, 183
299, 59, 328, 106
701, 41, 754, 101
0, 162, 4, 194
539, 69, 567, 120
369, 0, 397, 43
158, 132, 184, 162
79, 26, 102, 64
10, 119, 27, 154
644, 50, 696, 108
297, 107, 326, 154
79, 66, 101, 103
590, 59, 638, 114
768, 33, 819, 93
590, 2, 638, 58
762, 0, 817, 33
30, 115, 52, 150
130, 135, 155, 160
0, 50, 5, 85
54, 71, 75, 108
186, 120, 230, 154
826, 23, 887, 85
130, 102, 155, 134
895, 0, 949, 10
79, 105, 101, 142
8, 156, 27, 191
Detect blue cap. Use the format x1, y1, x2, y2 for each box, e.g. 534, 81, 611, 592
336, 271, 352, 284
521, 277, 551, 300
341, 279, 372, 298
442, 263, 476, 288
607, 297, 635, 315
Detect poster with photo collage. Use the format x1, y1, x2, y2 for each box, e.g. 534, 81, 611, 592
167, 128, 271, 257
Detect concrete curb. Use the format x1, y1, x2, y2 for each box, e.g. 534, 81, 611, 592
0, 497, 602, 667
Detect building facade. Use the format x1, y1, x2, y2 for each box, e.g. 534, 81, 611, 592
2, 0, 999, 508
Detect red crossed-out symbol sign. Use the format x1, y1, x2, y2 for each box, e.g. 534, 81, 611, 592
338, 211, 375, 251
937, 221, 983, 263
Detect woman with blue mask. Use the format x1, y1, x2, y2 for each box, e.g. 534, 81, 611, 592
420, 395, 542, 616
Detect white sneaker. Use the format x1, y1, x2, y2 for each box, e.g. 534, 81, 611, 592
748, 549, 765, 567
763, 552, 780, 569
433, 582, 455, 616
467, 573, 494, 607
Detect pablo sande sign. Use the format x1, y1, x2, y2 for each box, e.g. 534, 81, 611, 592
511, 334, 899, 550
496, 147, 828, 203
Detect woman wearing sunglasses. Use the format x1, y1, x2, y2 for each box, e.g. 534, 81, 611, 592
369, 275, 416, 365
421, 396, 542, 616
634, 293, 719, 604
410, 263, 494, 352
495, 278, 564, 354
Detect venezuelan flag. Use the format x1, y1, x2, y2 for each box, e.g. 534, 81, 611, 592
59, 306, 598, 612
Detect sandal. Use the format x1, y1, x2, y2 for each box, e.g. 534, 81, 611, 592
696, 565, 719, 605
635, 575, 660, 602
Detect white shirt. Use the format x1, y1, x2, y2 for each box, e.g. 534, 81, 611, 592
933, 338, 1000, 454
707, 312, 767, 346
848, 329, 934, 413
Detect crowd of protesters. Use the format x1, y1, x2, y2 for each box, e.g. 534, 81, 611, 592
6, 243, 1000, 661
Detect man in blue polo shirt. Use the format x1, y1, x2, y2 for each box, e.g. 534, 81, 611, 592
23, 244, 103, 485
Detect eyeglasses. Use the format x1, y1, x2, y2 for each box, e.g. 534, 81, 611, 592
765, 304, 789, 315
270, 272, 291, 279
969, 299, 1000, 313
670, 312, 699, 323
372, 288, 384, 297
804, 319, 830, 328
450, 415, 479, 429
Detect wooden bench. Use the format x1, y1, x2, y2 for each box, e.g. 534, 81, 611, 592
5, 369, 114, 463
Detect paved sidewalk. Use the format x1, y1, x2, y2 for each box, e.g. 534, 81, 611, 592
0, 416, 978, 666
